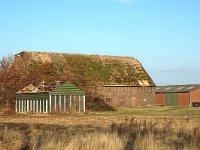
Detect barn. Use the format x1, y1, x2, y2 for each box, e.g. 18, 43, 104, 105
155, 85, 200, 107
13, 51, 155, 107
16, 81, 85, 113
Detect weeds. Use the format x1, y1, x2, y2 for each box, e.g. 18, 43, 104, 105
0, 116, 200, 150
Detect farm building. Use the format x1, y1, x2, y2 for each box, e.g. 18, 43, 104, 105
97, 85, 155, 107
13, 51, 156, 107
155, 85, 200, 107
16, 81, 85, 113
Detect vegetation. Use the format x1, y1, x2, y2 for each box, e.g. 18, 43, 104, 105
0, 55, 115, 111
0, 107, 200, 149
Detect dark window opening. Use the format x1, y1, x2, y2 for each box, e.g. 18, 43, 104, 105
105, 98, 112, 103
192, 102, 200, 107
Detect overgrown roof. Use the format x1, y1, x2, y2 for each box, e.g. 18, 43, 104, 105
14, 51, 155, 86
155, 85, 200, 93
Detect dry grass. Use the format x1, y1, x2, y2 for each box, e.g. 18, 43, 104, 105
1, 116, 200, 150
1, 107, 200, 149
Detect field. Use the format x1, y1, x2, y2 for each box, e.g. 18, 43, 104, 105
1, 107, 200, 150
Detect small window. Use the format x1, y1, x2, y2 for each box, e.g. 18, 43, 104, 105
105, 98, 112, 103
192, 102, 200, 107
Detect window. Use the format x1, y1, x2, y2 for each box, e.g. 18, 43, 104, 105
192, 102, 200, 107
105, 98, 112, 103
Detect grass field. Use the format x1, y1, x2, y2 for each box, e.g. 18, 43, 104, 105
1, 107, 200, 150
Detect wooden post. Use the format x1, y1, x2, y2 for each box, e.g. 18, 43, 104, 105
83, 95, 85, 112
49, 95, 51, 112
33, 100, 35, 112
59, 95, 61, 112
27, 100, 29, 112
69, 95, 72, 111
64, 95, 66, 112
15, 100, 17, 112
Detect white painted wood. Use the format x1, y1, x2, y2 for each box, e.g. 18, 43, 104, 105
15, 100, 17, 112
27, 100, 29, 112
30, 100, 32, 111
49, 95, 51, 112
59, 95, 61, 112
70, 95, 72, 111
64, 96, 66, 112
83, 95, 85, 112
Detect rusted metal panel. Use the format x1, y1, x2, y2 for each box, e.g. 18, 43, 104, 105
178, 93, 190, 106
155, 93, 165, 106
191, 89, 200, 102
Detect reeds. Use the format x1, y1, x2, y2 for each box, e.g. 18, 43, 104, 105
0, 117, 200, 150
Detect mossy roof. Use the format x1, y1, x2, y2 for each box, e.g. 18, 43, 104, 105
14, 51, 155, 86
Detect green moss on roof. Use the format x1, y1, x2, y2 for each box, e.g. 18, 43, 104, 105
14, 51, 155, 86
51, 83, 85, 95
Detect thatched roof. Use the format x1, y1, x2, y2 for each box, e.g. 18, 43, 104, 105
13, 51, 155, 86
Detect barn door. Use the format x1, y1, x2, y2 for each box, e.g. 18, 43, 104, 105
165, 93, 178, 106
130, 97, 136, 107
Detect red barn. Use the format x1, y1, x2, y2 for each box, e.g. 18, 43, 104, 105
155, 85, 200, 107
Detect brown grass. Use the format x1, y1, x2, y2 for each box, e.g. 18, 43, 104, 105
1, 107, 200, 149
1, 116, 200, 150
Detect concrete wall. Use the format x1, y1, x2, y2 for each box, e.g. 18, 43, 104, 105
97, 86, 155, 107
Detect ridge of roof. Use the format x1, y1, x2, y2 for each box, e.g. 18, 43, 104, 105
15, 50, 137, 60
155, 84, 200, 93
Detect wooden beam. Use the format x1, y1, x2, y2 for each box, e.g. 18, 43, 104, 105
83, 95, 85, 112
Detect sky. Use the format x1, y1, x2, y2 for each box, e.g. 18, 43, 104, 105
0, 0, 200, 85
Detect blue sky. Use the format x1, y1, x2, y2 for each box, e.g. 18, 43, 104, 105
0, 0, 200, 85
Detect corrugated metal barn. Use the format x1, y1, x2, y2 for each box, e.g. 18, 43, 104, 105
155, 85, 200, 107
16, 82, 85, 113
